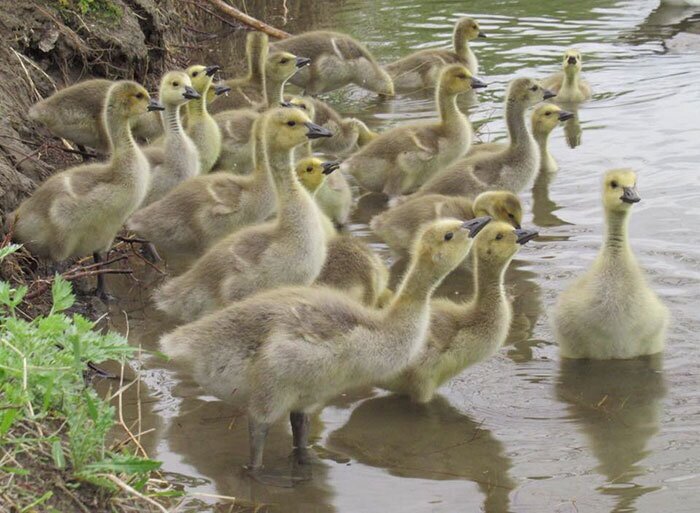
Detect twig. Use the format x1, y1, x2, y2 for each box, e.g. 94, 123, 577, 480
200, 0, 291, 39
97, 474, 169, 513
116, 361, 148, 458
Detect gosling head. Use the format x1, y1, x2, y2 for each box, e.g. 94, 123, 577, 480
262, 107, 332, 153
267, 51, 310, 83
411, 217, 491, 277
187, 64, 220, 95
106, 81, 162, 119
454, 17, 486, 41
159, 70, 200, 107
473, 221, 538, 266
602, 169, 640, 214
280, 96, 316, 121
531, 104, 574, 138
508, 77, 556, 106
295, 157, 339, 193
439, 64, 487, 96
562, 49, 583, 74
473, 191, 523, 229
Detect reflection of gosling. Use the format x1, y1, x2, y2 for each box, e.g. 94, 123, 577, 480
159, 216, 491, 472
127, 115, 276, 260
154, 108, 332, 322
416, 78, 555, 198
344, 65, 486, 197
141, 71, 201, 206
383, 222, 537, 403
185, 65, 223, 173
372, 190, 522, 255
273, 30, 394, 95
553, 169, 669, 359
386, 17, 486, 93
542, 49, 592, 103
8, 82, 158, 297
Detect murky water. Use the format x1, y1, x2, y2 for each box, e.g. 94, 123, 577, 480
106, 1, 700, 511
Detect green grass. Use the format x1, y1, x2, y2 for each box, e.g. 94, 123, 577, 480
56, 0, 122, 19
0, 244, 175, 511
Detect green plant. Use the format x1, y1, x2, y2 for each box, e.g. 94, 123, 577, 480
57, 0, 122, 19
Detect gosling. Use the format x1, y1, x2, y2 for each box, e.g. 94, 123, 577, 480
141, 71, 201, 206
383, 222, 538, 403
343, 64, 487, 197
153, 107, 333, 322
185, 65, 223, 173
552, 169, 669, 359
386, 17, 486, 93
371, 191, 522, 255
272, 30, 394, 95
542, 49, 592, 103
7, 82, 160, 297
159, 216, 491, 473
415, 78, 555, 198
213, 31, 269, 111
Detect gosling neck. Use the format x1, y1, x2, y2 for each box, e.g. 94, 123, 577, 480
472, 253, 508, 306
387, 256, 438, 316
453, 29, 470, 61
603, 208, 632, 259
266, 143, 312, 224
533, 127, 554, 171
186, 88, 209, 120
436, 86, 463, 133
162, 102, 185, 137
104, 106, 137, 156
504, 96, 531, 149
265, 77, 285, 107
563, 66, 581, 91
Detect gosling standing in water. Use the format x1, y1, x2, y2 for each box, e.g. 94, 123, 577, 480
344, 64, 487, 197
7, 82, 160, 297
542, 49, 592, 103
384, 222, 538, 403
386, 17, 486, 94
272, 30, 394, 95
154, 108, 332, 322
552, 170, 669, 359
159, 217, 491, 475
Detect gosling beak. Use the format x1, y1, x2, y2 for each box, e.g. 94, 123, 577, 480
478, 31, 487, 38
321, 161, 340, 175
514, 228, 539, 245
295, 57, 311, 68
183, 86, 201, 100
213, 84, 231, 96
462, 216, 491, 238
470, 77, 488, 89
558, 110, 574, 122
304, 121, 333, 139
205, 65, 221, 77
567, 56, 578, 65
280, 100, 294, 108
543, 89, 557, 100
620, 186, 641, 204
147, 99, 164, 112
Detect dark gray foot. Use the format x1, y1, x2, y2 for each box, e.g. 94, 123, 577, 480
290, 411, 310, 450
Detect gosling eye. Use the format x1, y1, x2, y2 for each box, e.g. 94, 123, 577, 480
496, 233, 504, 240
135, 92, 144, 99
508, 213, 515, 219
287, 121, 297, 127
444, 232, 454, 241
610, 181, 618, 188
280, 58, 289, 64
306, 166, 313, 172
192, 71, 199, 77
456, 73, 468, 80
530, 85, 539, 92
173, 82, 180, 87
545, 111, 552, 116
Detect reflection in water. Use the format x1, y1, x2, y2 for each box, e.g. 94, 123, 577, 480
562, 111, 583, 149
327, 394, 515, 513
624, 3, 700, 50
531, 166, 571, 228
556, 357, 666, 513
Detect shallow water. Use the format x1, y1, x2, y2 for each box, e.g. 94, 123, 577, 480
107, 1, 700, 511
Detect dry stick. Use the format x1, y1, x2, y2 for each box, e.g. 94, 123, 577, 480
98, 474, 169, 513
201, 0, 291, 39
116, 360, 149, 458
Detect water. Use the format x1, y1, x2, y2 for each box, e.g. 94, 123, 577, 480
106, 1, 700, 511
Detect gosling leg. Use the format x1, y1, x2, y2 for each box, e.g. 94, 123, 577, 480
290, 411, 314, 465
245, 417, 270, 471
92, 252, 110, 301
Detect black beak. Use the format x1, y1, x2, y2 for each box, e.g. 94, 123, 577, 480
621, 186, 641, 204
567, 56, 577, 65
514, 228, 539, 245
543, 89, 557, 100
183, 86, 201, 100
558, 110, 574, 122
321, 161, 340, 175
304, 121, 333, 139
205, 65, 221, 77
213, 84, 231, 96
471, 77, 488, 89
295, 57, 311, 68
462, 216, 491, 238
147, 99, 164, 112
478, 31, 487, 38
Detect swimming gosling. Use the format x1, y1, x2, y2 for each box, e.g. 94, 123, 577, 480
386, 17, 486, 93
542, 49, 592, 103
552, 169, 668, 359
383, 222, 538, 402
159, 216, 491, 474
